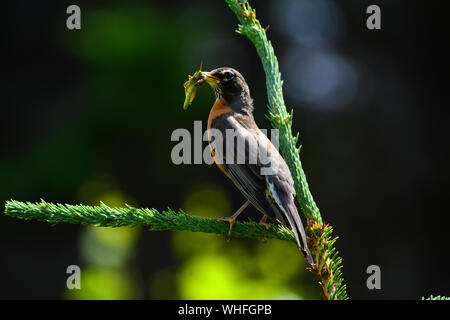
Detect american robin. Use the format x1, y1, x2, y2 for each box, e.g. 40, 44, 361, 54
183, 67, 314, 265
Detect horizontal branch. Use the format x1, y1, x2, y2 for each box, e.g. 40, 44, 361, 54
4, 200, 298, 243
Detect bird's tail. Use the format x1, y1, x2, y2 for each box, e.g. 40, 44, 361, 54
283, 202, 314, 266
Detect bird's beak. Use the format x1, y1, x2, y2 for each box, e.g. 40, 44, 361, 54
200, 71, 220, 86
183, 71, 220, 110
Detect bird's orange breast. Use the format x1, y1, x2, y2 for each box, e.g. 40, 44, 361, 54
207, 99, 233, 178
207, 99, 233, 130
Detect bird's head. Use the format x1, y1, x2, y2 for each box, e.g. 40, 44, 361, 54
201, 67, 252, 107
183, 67, 253, 112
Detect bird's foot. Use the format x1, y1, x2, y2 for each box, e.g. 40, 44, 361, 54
215, 215, 238, 238
215, 200, 250, 238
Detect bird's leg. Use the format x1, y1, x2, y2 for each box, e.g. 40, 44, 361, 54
258, 215, 270, 243
215, 200, 250, 236
258, 215, 270, 230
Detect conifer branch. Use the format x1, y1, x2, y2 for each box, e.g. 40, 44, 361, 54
422, 295, 450, 300
4, 200, 297, 243
225, 0, 348, 300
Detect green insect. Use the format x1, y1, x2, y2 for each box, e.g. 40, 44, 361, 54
183, 64, 206, 110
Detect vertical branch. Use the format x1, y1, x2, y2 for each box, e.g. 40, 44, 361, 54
225, 0, 348, 300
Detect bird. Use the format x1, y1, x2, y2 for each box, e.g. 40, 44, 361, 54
184, 67, 314, 266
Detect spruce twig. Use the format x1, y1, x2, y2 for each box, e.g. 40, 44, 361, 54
225, 0, 348, 300
4, 200, 296, 243
422, 295, 450, 300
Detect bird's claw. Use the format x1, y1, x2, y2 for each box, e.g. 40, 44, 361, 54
215, 216, 236, 238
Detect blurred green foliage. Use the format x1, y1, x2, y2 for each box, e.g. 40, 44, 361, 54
65, 175, 142, 299
160, 183, 319, 299
4, 0, 450, 300
1, 1, 317, 299
62, 2, 317, 300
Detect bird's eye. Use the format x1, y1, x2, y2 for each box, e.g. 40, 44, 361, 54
222, 70, 235, 81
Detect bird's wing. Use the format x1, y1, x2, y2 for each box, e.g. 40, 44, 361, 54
210, 114, 275, 216
256, 132, 313, 264
266, 176, 313, 265
212, 113, 313, 264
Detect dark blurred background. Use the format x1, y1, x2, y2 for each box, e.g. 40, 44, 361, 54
2, 0, 449, 299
